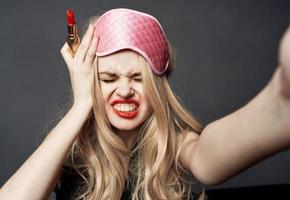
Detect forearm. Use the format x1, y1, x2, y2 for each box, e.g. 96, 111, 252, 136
0, 104, 92, 200
193, 67, 290, 185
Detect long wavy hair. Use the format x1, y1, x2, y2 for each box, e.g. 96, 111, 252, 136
60, 15, 205, 200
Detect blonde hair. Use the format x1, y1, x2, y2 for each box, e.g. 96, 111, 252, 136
60, 15, 205, 200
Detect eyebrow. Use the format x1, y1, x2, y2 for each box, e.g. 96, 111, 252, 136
98, 72, 142, 77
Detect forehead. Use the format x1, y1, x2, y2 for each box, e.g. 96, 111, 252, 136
97, 50, 141, 74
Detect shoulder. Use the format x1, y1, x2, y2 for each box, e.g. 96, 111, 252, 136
177, 131, 205, 197
177, 131, 200, 144
177, 131, 200, 172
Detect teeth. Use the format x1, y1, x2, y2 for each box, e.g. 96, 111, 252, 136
113, 103, 137, 112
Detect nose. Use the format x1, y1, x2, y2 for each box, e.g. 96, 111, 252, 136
116, 78, 134, 98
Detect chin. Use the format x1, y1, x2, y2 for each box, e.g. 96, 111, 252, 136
106, 107, 149, 130
110, 117, 142, 131
113, 125, 139, 131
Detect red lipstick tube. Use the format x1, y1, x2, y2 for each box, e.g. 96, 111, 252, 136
66, 9, 80, 55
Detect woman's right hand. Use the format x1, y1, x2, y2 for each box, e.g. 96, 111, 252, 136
60, 24, 99, 109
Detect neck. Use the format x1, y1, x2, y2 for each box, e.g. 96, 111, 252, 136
114, 127, 139, 148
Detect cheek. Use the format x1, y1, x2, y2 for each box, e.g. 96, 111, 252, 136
133, 84, 149, 103
134, 84, 145, 97
100, 84, 114, 101
136, 86, 149, 102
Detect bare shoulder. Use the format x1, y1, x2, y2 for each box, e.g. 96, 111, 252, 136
177, 131, 200, 146
177, 131, 200, 172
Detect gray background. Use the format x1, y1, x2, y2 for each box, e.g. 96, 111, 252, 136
0, 0, 290, 199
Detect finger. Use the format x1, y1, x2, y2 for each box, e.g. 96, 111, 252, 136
60, 42, 73, 66
74, 24, 95, 62
84, 31, 99, 64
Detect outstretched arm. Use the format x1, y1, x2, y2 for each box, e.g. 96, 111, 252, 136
190, 28, 290, 186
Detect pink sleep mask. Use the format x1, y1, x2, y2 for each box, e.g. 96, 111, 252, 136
94, 8, 170, 75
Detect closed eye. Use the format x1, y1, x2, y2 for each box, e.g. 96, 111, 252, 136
134, 78, 143, 82
101, 79, 116, 83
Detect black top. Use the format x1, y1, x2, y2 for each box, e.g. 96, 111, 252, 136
54, 166, 204, 200
53, 167, 134, 200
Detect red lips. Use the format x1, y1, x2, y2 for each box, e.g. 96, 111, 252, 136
111, 99, 140, 119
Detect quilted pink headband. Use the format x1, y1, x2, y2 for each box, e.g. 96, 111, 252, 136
94, 8, 170, 75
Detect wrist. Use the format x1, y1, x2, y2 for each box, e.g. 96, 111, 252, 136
72, 101, 92, 113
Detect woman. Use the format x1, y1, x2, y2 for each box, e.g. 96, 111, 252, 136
0, 8, 290, 200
